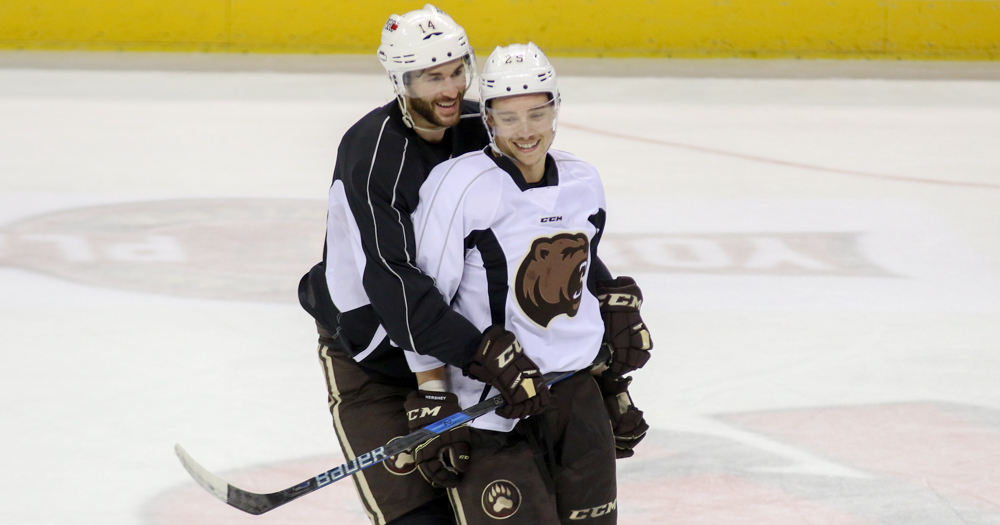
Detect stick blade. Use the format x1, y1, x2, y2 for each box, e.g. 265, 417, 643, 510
175, 444, 232, 503
175, 443, 291, 515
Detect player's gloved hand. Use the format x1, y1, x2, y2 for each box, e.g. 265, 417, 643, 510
467, 326, 550, 419
596, 276, 653, 376
404, 390, 471, 488
599, 372, 649, 459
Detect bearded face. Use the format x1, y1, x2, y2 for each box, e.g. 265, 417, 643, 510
403, 58, 469, 129
407, 89, 465, 128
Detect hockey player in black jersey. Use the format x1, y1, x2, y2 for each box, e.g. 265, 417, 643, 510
411, 43, 654, 525
297, 6, 550, 525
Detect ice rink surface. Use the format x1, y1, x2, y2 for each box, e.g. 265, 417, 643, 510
2, 52, 999, 525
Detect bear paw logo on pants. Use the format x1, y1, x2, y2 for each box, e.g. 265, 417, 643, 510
383, 436, 417, 475
481, 479, 521, 519
515, 232, 589, 328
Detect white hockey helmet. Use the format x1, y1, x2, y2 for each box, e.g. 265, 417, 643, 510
480, 43, 560, 150
378, 5, 476, 128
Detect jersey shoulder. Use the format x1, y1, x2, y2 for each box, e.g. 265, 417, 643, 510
337, 103, 421, 192
341, 102, 410, 148
428, 150, 503, 188
550, 149, 600, 181
549, 148, 592, 168
420, 151, 504, 216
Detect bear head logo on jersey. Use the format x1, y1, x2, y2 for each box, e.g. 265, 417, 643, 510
514, 233, 589, 327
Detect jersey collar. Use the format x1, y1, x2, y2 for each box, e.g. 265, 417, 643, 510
485, 146, 559, 191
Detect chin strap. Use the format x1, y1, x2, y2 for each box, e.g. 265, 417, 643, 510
412, 123, 448, 133
396, 96, 448, 133
396, 96, 416, 129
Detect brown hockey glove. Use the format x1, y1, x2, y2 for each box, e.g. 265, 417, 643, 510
597, 276, 653, 376
405, 390, 471, 488
467, 326, 550, 420
599, 372, 650, 459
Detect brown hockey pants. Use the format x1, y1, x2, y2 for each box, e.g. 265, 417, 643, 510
446, 371, 617, 525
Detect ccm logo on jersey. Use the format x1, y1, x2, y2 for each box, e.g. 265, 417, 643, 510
540, 216, 563, 223
569, 499, 617, 520
599, 293, 642, 309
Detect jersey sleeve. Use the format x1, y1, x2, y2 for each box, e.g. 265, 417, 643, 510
584, 161, 614, 291
340, 128, 483, 369
413, 159, 501, 318
588, 209, 613, 292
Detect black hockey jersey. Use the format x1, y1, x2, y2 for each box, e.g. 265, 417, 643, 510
299, 99, 490, 384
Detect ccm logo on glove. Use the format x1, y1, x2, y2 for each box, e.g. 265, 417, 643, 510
467, 326, 550, 419
407, 406, 442, 421
495, 339, 522, 368
599, 292, 642, 309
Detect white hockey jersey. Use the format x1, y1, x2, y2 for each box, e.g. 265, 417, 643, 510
412, 148, 611, 432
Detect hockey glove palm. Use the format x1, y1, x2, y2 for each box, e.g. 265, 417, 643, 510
467, 326, 550, 420
405, 390, 471, 488
597, 276, 653, 376
599, 372, 650, 459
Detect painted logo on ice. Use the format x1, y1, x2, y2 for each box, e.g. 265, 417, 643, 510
0, 199, 326, 302
0, 199, 900, 306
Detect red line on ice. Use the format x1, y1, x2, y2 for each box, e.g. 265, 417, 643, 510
562, 122, 1000, 190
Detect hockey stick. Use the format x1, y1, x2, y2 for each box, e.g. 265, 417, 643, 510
175, 364, 598, 515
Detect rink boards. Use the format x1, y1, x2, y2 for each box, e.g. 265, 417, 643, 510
1, 0, 999, 59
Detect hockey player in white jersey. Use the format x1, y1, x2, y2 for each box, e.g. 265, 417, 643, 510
412, 43, 653, 524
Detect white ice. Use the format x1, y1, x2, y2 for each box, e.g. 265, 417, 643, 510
2, 53, 999, 525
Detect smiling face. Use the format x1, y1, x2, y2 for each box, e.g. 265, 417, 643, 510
486, 92, 556, 182
403, 57, 469, 129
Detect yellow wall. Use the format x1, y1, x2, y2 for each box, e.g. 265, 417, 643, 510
1, 0, 998, 59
